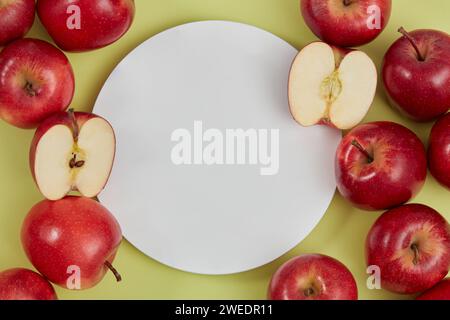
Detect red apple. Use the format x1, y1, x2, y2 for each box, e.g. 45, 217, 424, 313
268, 254, 358, 300
300, 0, 392, 47
0, 38, 75, 129
288, 42, 377, 130
382, 28, 450, 121
0, 268, 57, 300
428, 113, 450, 190
335, 121, 427, 211
21, 196, 122, 290
30, 110, 116, 201
366, 204, 450, 294
417, 279, 450, 300
0, 0, 35, 46
37, 0, 135, 52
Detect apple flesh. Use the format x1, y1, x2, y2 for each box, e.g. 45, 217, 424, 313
382, 28, 450, 121
30, 110, 116, 201
21, 196, 122, 289
0, 0, 35, 46
417, 279, 450, 300
335, 121, 427, 210
0, 38, 75, 129
288, 42, 377, 130
301, 0, 392, 47
37, 0, 135, 52
428, 113, 450, 190
268, 254, 358, 300
366, 204, 450, 294
0, 268, 57, 300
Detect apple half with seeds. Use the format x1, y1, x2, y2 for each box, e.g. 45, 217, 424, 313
288, 42, 377, 130
30, 110, 116, 201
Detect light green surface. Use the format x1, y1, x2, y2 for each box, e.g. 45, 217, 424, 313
0, 0, 449, 300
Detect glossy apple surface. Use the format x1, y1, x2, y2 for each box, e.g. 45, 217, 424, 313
428, 113, 450, 189
0, 38, 75, 128
335, 121, 427, 210
0, 0, 35, 46
0, 268, 57, 300
417, 279, 450, 300
268, 254, 358, 300
37, 0, 135, 52
366, 204, 450, 294
301, 0, 392, 47
21, 196, 122, 289
382, 28, 450, 121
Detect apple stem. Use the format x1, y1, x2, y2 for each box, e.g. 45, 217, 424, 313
68, 109, 79, 141
343, 0, 352, 6
105, 261, 122, 282
411, 243, 420, 265
351, 140, 374, 163
398, 27, 425, 61
24, 81, 37, 97
304, 287, 315, 297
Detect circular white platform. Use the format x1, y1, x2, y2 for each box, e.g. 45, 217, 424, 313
94, 21, 341, 275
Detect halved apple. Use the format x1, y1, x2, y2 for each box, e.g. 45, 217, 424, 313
288, 42, 377, 130
30, 110, 116, 201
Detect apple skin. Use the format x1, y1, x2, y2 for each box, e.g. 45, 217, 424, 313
428, 113, 450, 189
0, 0, 35, 46
416, 279, 450, 300
0, 268, 57, 300
382, 29, 450, 121
0, 38, 75, 129
300, 0, 392, 47
366, 204, 450, 294
21, 196, 122, 289
335, 121, 427, 211
37, 0, 135, 52
268, 254, 358, 300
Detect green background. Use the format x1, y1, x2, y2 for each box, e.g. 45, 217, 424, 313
0, 0, 449, 300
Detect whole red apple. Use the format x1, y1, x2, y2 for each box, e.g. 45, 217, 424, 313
366, 204, 450, 294
37, 0, 135, 52
417, 279, 450, 300
335, 121, 427, 211
300, 0, 392, 47
0, 268, 57, 300
428, 113, 450, 189
382, 28, 450, 121
0, 0, 35, 46
21, 196, 122, 289
268, 254, 358, 300
0, 38, 75, 129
